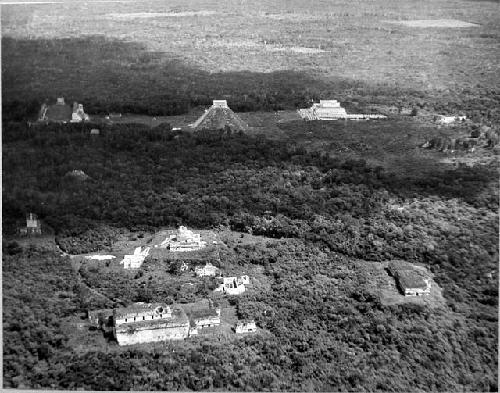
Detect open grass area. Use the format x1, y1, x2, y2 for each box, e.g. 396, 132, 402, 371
3, 0, 499, 91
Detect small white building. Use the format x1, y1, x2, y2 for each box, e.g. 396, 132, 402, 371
212, 100, 229, 108
437, 115, 467, 125
19, 213, 42, 236
235, 320, 257, 334
160, 226, 207, 252
84, 255, 116, 261
195, 262, 219, 277
121, 246, 150, 269
214, 276, 248, 295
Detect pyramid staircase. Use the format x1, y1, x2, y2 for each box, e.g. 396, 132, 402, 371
190, 100, 248, 132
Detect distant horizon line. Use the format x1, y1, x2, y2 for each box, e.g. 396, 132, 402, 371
0, 0, 136, 5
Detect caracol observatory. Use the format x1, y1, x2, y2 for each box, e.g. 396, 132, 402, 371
190, 100, 248, 131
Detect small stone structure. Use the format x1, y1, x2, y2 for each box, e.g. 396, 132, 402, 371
121, 246, 150, 269
84, 255, 116, 261
65, 169, 90, 181
106, 113, 122, 120
212, 100, 229, 108
160, 226, 207, 252
88, 308, 114, 329
113, 303, 189, 345
436, 115, 467, 125
298, 100, 386, 121
19, 213, 42, 236
71, 102, 90, 123
235, 320, 257, 334
388, 261, 431, 296
214, 276, 249, 295
186, 301, 221, 336
194, 262, 219, 277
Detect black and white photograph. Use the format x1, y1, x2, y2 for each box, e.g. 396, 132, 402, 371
1, 0, 498, 391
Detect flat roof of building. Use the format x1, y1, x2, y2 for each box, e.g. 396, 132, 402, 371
114, 302, 171, 319
396, 270, 428, 290
45, 103, 72, 121
115, 307, 187, 328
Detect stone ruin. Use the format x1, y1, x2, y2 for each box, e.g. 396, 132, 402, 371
298, 99, 387, 121
121, 246, 151, 269
38, 97, 90, 123
159, 226, 207, 252
65, 169, 90, 181
19, 212, 42, 236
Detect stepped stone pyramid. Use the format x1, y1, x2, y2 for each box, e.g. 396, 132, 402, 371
190, 100, 248, 132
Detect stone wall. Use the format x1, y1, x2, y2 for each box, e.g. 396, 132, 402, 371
115, 323, 189, 345
193, 315, 220, 328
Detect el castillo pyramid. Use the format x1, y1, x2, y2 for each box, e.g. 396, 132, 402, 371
190, 100, 248, 132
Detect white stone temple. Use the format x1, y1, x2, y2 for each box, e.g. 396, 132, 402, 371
160, 226, 207, 252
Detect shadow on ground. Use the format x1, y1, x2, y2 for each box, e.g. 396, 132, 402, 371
2, 35, 424, 119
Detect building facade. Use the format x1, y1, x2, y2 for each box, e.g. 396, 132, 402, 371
235, 320, 257, 334
298, 100, 386, 121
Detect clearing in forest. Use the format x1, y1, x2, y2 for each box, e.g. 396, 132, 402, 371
105, 11, 217, 19
385, 19, 480, 28
357, 261, 446, 309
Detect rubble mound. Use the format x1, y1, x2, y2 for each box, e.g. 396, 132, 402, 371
65, 169, 90, 181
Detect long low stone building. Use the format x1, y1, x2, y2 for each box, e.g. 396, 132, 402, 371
111, 300, 223, 345
113, 303, 189, 345
298, 100, 387, 121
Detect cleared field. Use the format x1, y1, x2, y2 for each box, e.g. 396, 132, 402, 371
385, 19, 481, 28
2, 0, 500, 113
